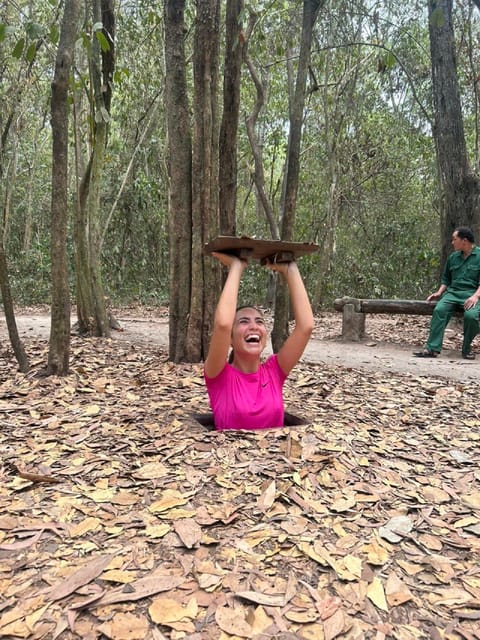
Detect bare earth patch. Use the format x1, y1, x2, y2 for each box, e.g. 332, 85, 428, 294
0, 308, 479, 639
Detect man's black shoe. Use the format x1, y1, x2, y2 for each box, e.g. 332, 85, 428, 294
413, 349, 438, 358
462, 352, 475, 360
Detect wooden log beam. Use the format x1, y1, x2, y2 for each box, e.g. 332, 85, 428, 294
333, 296, 464, 341
334, 297, 462, 316
333, 296, 362, 312
359, 299, 437, 315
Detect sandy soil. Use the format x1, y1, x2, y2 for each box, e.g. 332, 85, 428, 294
1, 309, 479, 382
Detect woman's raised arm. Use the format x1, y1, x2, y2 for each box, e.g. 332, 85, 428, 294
204, 252, 248, 379
266, 260, 314, 376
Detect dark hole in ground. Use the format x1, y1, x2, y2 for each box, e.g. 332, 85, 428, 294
192, 411, 307, 430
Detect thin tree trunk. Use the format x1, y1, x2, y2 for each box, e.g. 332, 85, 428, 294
2, 137, 16, 243
272, 0, 324, 351
164, 0, 192, 362
314, 34, 362, 309
428, 0, 480, 264
23, 162, 34, 253
218, 0, 244, 237
243, 11, 280, 240
47, 0, 81, 375
87, 126, 110, 337
74, 0, 114, 337
187, 0, 221, 361
0, 242, 29, 372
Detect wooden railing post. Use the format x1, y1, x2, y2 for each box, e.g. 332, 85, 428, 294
336, 297, 365, 341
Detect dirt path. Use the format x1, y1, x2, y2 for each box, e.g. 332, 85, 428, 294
2, 312, 479, 382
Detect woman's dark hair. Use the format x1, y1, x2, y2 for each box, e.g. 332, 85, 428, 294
455, 226, 475, 243
236, 304, 263, 315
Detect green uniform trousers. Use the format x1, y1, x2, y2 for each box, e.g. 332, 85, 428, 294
426, 290, 480, 354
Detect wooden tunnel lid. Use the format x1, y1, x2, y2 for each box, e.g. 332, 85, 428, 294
203, 236, 319, 262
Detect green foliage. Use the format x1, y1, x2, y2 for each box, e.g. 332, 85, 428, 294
236, 264, 272, 309
25, 21, 45, 40
11, 37, 25, 58
6, 17, 48, 62
100, 167, 170, 305
9, 241, 54, 305
49, 24, 59, 45
93, 21, 110, 53
332, 219, 440, 301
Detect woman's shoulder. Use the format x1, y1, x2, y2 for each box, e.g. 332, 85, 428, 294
204, 361, 229, 382
262, 354, 286, 380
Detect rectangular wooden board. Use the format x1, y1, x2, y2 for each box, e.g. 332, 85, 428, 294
203, 236, 319, 263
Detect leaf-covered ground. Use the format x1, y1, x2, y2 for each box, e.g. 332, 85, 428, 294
0, 312, 479, 640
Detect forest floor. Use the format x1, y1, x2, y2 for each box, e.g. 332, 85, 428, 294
0, 308, 479, 640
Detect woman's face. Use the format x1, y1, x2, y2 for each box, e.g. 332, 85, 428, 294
231, 307, 267, 358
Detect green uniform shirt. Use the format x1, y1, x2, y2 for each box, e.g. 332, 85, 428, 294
441, 245, 480, 294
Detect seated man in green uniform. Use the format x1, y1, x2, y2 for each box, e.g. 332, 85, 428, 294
414, 226, 480, 360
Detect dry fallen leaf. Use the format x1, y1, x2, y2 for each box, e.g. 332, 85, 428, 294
173, 518, 202, 548
94, 574, 184, 606
148, 489, 191, 513
246, 605, 274, 635
97, 612, 150, 640
385, 572, 414, 606
46, 554, 113, 602
323, 608, 345, 640
215, 605, 253, 637
367, 577, 389, 612
235, 590, 286, 607
257, 479, 276, 511
428, 588, 474, 607
378, 515, 413, 543
148, 596, 197, 628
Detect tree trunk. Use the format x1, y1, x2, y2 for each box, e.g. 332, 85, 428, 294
313, 35, 362, 309
0, 106, 28, 372
243, 11, 281, 240
428, 0, 480, 265
74, 0, 114, 337
313, 168, 340, 308
47, 0, 81, 376
74, 160, 96, 334
0, 241, 29, 372
271, 0, 324, 351
187, 0, 221, 361
164, 0, 193, 362
218, 0, 244, 237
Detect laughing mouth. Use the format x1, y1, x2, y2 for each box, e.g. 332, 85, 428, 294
245, 334, 261, 343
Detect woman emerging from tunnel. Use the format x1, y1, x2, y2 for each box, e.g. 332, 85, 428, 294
204, 252, 314, 430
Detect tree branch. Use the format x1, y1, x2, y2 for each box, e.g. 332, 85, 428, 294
242, 11, 280, 239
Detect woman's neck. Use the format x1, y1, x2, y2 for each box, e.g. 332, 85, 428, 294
232, 356, 260, 373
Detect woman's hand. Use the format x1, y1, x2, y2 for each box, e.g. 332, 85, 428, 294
262, 257, 293, 277
211, 251, 248, 272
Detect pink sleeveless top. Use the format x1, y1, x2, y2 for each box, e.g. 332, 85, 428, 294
204, 355, 287, 430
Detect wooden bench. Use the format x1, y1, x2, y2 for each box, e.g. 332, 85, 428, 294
333, 296, 463, 341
